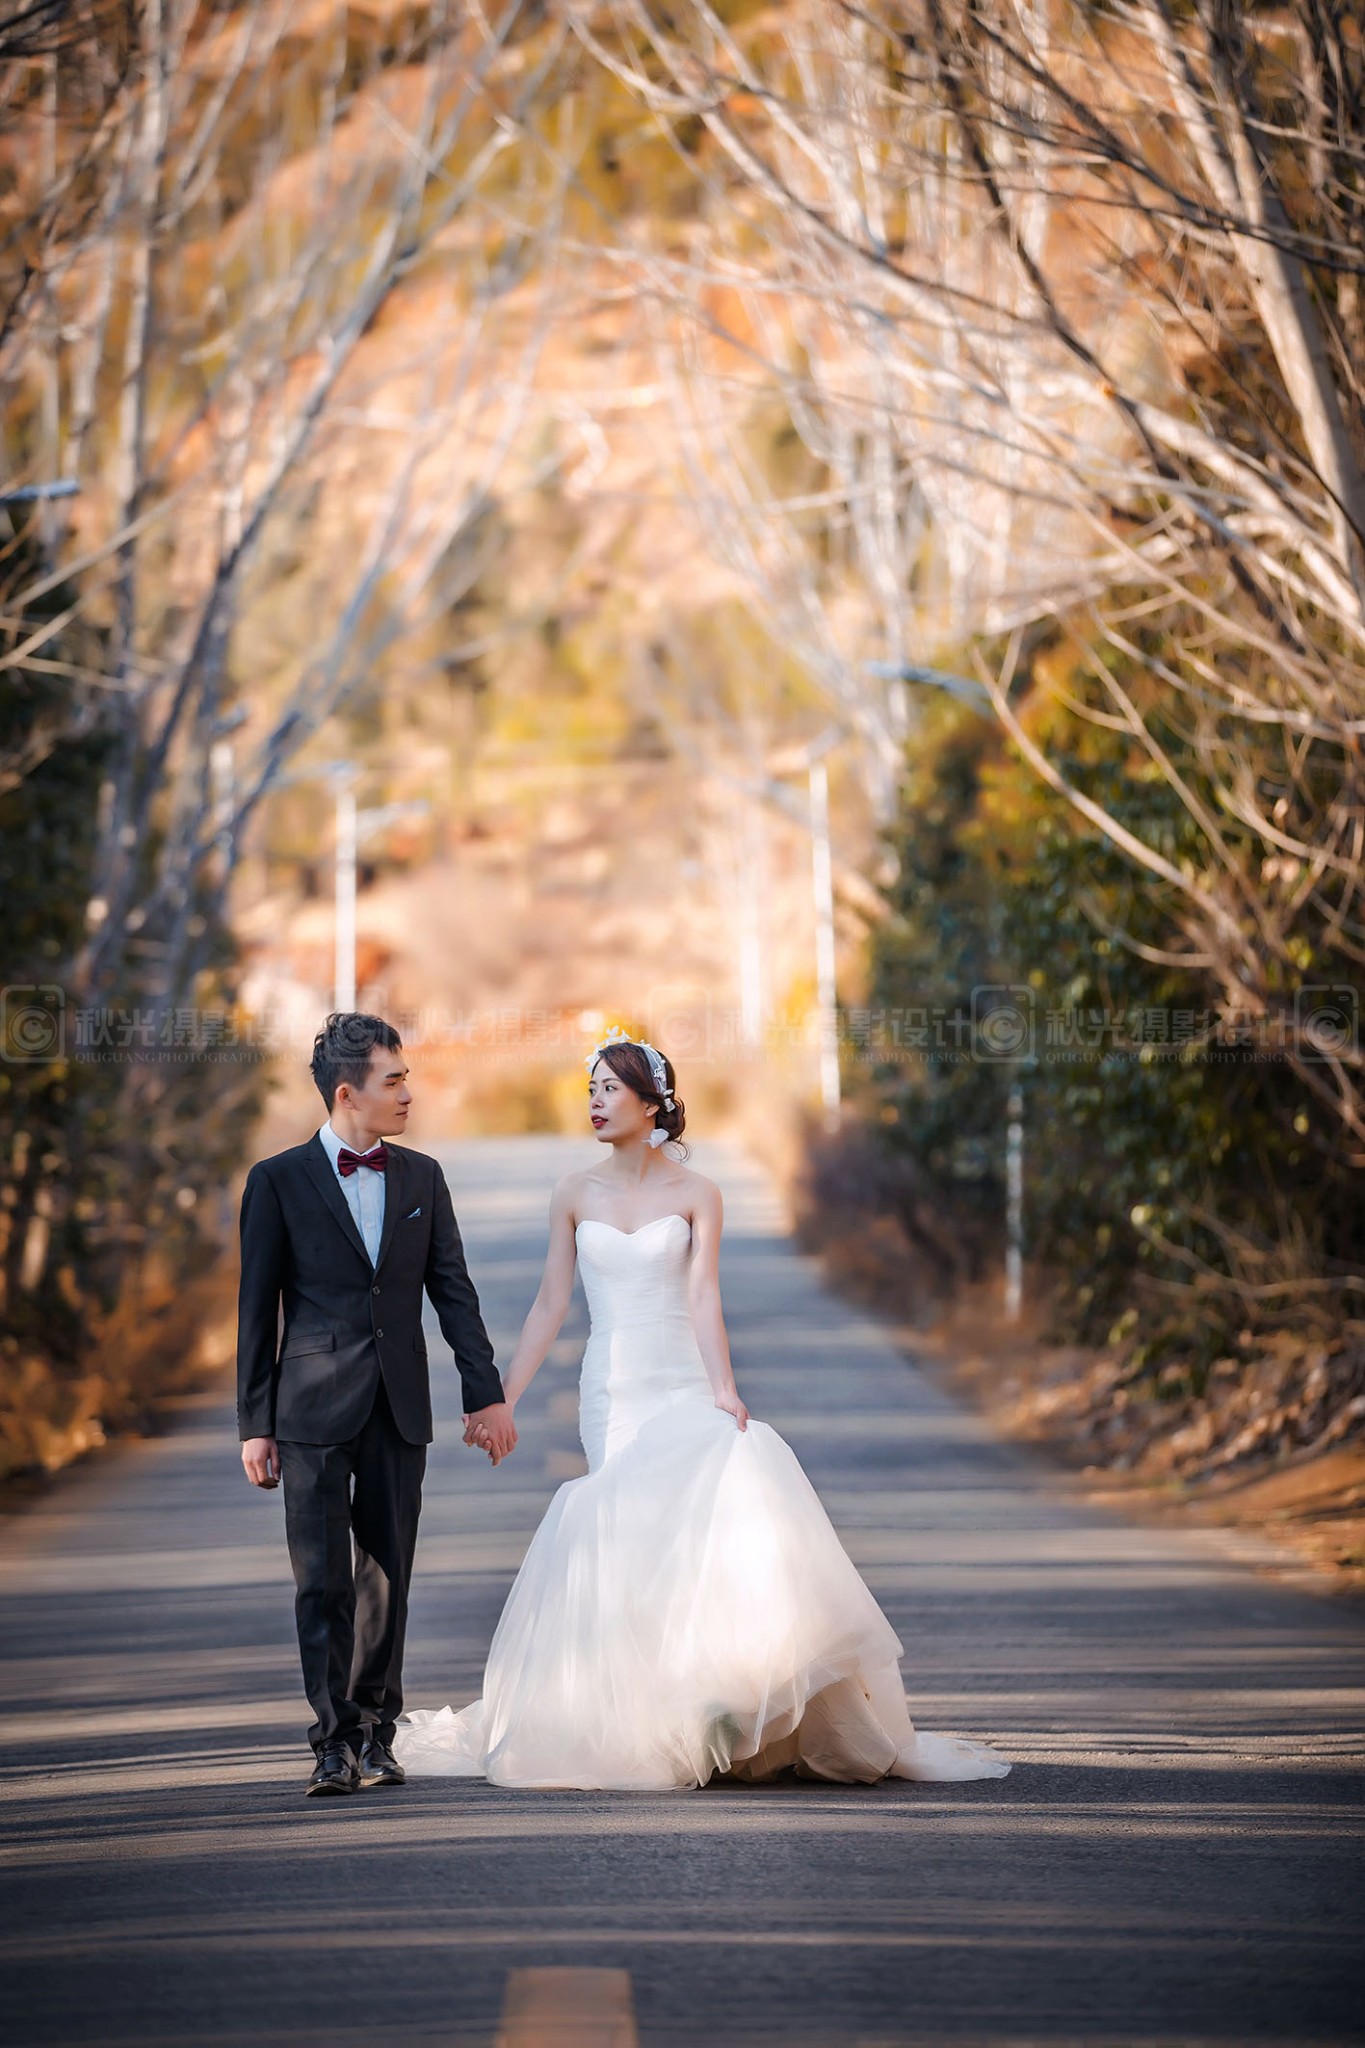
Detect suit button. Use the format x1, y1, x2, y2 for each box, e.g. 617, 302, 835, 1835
372, 1284, 380, 1295
376, 1328, 383, 1338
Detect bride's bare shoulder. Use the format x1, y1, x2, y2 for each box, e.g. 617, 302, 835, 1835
549, 1169, 593, 1218
676, 1165, 722, 1215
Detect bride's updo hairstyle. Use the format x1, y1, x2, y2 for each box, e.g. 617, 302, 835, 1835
594, 1040, 689, 1156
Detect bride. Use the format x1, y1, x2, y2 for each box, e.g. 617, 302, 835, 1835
394, 1029, 1011, 1791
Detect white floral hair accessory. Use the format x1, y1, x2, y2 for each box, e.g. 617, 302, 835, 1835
585, 1025, 677, 1118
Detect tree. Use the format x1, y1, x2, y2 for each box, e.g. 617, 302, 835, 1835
0, 0, 571, 1464
573, 0, 1365, 1140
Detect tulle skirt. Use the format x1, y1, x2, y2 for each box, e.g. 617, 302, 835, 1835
395, 1398, 1011, 1791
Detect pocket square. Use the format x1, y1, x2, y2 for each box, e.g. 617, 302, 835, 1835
404, 1205, 422, 1219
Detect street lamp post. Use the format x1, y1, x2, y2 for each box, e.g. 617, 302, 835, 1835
737, 805, 766, 1049
251, 757, 426, 1017
808, 755, 840, 1129
334, 783, 359, 1012
681, 724, 847, 1124
333, 787, 430, 1013
1005, 1079, 1024, 1322
870, 659, 1029, 1309
759, 726, 845, 1131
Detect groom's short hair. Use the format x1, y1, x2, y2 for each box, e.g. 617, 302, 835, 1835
310, 1012, 403, 1109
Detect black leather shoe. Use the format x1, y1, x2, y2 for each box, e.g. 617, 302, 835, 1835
358, 1734, 406, 1787
306, 1743, 359, 1796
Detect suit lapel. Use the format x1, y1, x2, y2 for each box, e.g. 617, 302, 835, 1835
372, 1143, 408, 1276
302, 1134, 372, 1268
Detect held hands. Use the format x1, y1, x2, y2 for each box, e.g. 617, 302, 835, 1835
242, 1436, 280, 1488
463, 1401, 518, 1466
715, 1388, 749, 1432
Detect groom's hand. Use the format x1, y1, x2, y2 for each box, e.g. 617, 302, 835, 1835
464, 1402, 517, 1465
241, 1436, 280, 1488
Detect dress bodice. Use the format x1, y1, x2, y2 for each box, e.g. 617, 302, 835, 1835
573, 1214, 707, 1470
574, 1212, 694, 1333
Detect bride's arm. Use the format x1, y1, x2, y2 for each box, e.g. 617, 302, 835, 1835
687, 1181, 749, 1431
496, 1179, 580, 1414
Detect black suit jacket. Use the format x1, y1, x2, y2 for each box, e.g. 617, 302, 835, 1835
235, 1135, 503, 1446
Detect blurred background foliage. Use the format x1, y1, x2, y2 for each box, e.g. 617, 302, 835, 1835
1, 525, 267, 1477
855, 633, 1363, 1348
806, 605, 1365, 1486
0, 0, 826, 1478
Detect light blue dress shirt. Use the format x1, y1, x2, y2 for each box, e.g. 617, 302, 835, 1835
318, 1121, 386, 1267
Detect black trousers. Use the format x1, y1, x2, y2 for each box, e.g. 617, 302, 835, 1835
278, 1376, 427, 1754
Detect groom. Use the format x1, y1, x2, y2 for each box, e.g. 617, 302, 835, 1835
237, 1011, 516, 1796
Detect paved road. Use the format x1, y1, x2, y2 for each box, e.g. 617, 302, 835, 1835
1, 1136, 1362, 2047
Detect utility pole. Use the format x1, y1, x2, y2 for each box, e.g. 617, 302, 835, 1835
333, 782, 429, 1013
808, 756, 840, 1129
255, 759, 427, 1016
741, 726, 846, 1126
334, 782, 358, 1012
1005, 1079, 1024, 1321
737, 806, 766, 1048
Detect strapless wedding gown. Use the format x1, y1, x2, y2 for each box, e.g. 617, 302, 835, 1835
394, 1213, 1011, 1790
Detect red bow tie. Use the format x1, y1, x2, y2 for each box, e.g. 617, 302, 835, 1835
337, 1144, 388, 1177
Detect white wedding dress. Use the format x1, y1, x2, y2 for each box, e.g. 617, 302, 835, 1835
394, 1213, 1011, 1791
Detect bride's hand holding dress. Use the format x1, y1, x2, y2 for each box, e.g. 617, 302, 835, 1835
682, 1180, 751, 1434
713, 1387, 749, 1430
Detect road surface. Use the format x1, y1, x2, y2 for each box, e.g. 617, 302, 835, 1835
1, 1136, 1362, 2046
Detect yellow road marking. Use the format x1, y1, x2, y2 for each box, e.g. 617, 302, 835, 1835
496, 1966, 638, 2047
